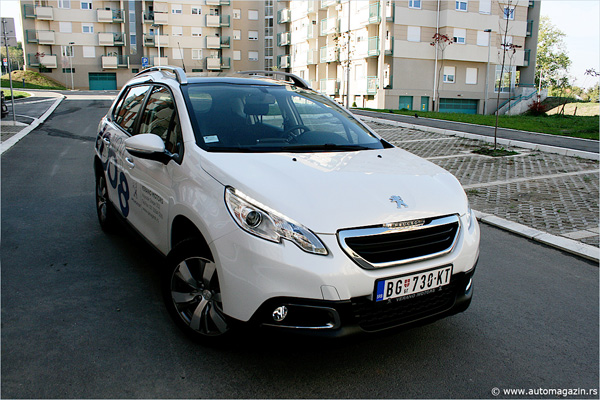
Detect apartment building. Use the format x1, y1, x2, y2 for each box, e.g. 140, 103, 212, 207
21, 0, 268, 89
283, 0, 540, 114
21, 0, 539, 114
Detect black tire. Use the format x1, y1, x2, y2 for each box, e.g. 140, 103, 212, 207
95, 170, 117, 232
163, 238, 231, 343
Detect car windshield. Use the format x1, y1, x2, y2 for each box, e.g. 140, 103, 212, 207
183, 83, 385, 152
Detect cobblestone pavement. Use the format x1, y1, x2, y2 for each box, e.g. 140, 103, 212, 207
367, 121, 600, 248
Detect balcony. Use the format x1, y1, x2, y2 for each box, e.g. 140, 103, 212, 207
385, 0, 394, 21
220, 36, 230, 48
368, 36, 380, 56
25, 30, 38, 43
307, 50, 317, 65
27, 53, 57, 69
369, 2, 381, 24
97, 9, 124, 23
143, 11, 154, 23
23, 4, 36, 18
206, 35, 221, 49
220, 15, 230, 27
205, 0, 220, 5
38, 30, 55, 45
524, 49, 531, 67
320, 46, 339, 63
221, 57, 231, 69
99, 32, 125, 46
220, 0, 231, 5
154, 12, 169, 24
320, 78, 339, 95
206, 57, 222, 70
526, 20, 533, 37
277, 54, 290, 69
206, 14, 229, 27
277, 32, 291, 46
102, 55, 129, 69
320, 0, 338, 9
385, 36, 393, 55
36, 6, 54, 20
320, 18, 338, 36
307, 24, 315, 39
277, 8, 291, 24
143, 34, 169, 47
367, 76, 378, 94
152, 56, 169, 66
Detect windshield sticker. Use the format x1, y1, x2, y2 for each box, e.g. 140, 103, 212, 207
204, 135, 219, 144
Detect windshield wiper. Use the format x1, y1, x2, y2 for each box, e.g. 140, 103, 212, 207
280, 144, 374, 152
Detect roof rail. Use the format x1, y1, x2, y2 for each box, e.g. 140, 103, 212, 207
237, 70, 311, 90
135, 66, 188, 85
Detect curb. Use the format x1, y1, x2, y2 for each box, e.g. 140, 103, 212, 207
474, 211, 599, 264
1, 95, 65, 156
358, 115, 600, 161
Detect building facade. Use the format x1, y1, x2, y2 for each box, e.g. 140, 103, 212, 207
21, 0, 540, 114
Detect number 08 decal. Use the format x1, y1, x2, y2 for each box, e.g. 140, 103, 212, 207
101, 142, 131, 218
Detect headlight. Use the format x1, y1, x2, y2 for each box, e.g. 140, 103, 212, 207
225, 187, 328, 256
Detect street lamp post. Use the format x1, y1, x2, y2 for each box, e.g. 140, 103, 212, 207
483, 29, 492, 115
68, 41, 74, 90
152, 24, 161, 66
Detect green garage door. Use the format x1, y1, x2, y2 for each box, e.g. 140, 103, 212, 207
398, 96, 413, 110
439, 98, 479, 114
89, 72, 117, 90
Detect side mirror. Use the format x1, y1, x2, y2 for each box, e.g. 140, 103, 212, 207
125, 134, 171, 164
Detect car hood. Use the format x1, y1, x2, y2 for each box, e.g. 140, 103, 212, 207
200, 148, 468, 234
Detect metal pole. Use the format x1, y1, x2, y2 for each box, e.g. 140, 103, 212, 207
483, 29, 492, 115
432, 0, 440, 112
345, 2, 350, 109
69, 41, 74, 90
153, 24, 161, 66
2, 18, 16, 123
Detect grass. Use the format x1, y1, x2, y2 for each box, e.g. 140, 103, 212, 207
472, 146, 519, 157
547, 102, 599, 116
1, 88, 30, 100
359, 108, 599, 140
1, 70, 66, 90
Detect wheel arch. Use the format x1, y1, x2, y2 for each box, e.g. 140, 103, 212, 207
170, 214, 211, 257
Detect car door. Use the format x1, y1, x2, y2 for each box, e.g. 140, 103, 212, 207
123, 84, 184, 252
100, 84, 151, 224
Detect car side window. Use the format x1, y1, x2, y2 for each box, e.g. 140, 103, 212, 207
114, 85, 151, 135
139, 85, 184, 160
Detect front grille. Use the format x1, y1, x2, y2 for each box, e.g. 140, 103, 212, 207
338, 215, 460, 269
351, 278, 461, 331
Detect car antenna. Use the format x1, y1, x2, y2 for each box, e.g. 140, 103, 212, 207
177, 41, 186, 72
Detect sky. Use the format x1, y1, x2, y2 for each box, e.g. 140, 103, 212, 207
0, 0, 598, 88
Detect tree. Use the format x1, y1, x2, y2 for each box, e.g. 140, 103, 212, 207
430, 33, 452, 112
1, 41, 24, 73
535, 16, 571, 89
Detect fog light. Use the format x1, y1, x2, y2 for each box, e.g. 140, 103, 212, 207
272, 306, 288, 322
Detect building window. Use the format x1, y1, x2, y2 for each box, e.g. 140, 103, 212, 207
192, 49, 203, 60
408, 0, 421, 9
171, 4, 182, 14
456, 0, 467, 11
58, 0, 70, 8
477, 30, 490, 46
233, 9, 241, 19
233, 30, 241, 40
407, 26, 420, 42
172, 26, 183, 36
192, 7, 201, 15
453, 28, 466, 44
479, 0, 491, 14
61, 45, 74, 57
466, 67, 477, 84
233, 50, 241, 60
192, 27, 202, 37
502, 35, 513, 46
248, 9, 259, 20
443, 66, 455, 83
62, 68, 75, 73
82, 23, 94, 33
172, 48, 184, 60
248, 51, 259, 61
80, 1, 92, 10
83, 46, 95, 58
209, 8, 219, 16
503, 6, 515, 20
59, 22, 72, 33
249, 30, 258, 41
495, 65, 516, 92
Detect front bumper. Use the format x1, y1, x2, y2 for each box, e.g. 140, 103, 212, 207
247, 266, 476, 337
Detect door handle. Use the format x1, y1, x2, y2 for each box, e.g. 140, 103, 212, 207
125, 157, 135, 168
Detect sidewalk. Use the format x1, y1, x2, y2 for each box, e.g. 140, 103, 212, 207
361, 117, 599, 261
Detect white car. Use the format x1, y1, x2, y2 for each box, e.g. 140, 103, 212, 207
94, 66, 480, 341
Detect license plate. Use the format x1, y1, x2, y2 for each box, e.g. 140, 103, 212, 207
374, 265, 453, 302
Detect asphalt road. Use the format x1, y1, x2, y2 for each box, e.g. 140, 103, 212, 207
353, 109, 600, 154
1, 99, 598, 398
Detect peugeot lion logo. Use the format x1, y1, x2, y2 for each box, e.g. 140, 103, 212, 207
390, 195, 408, 209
